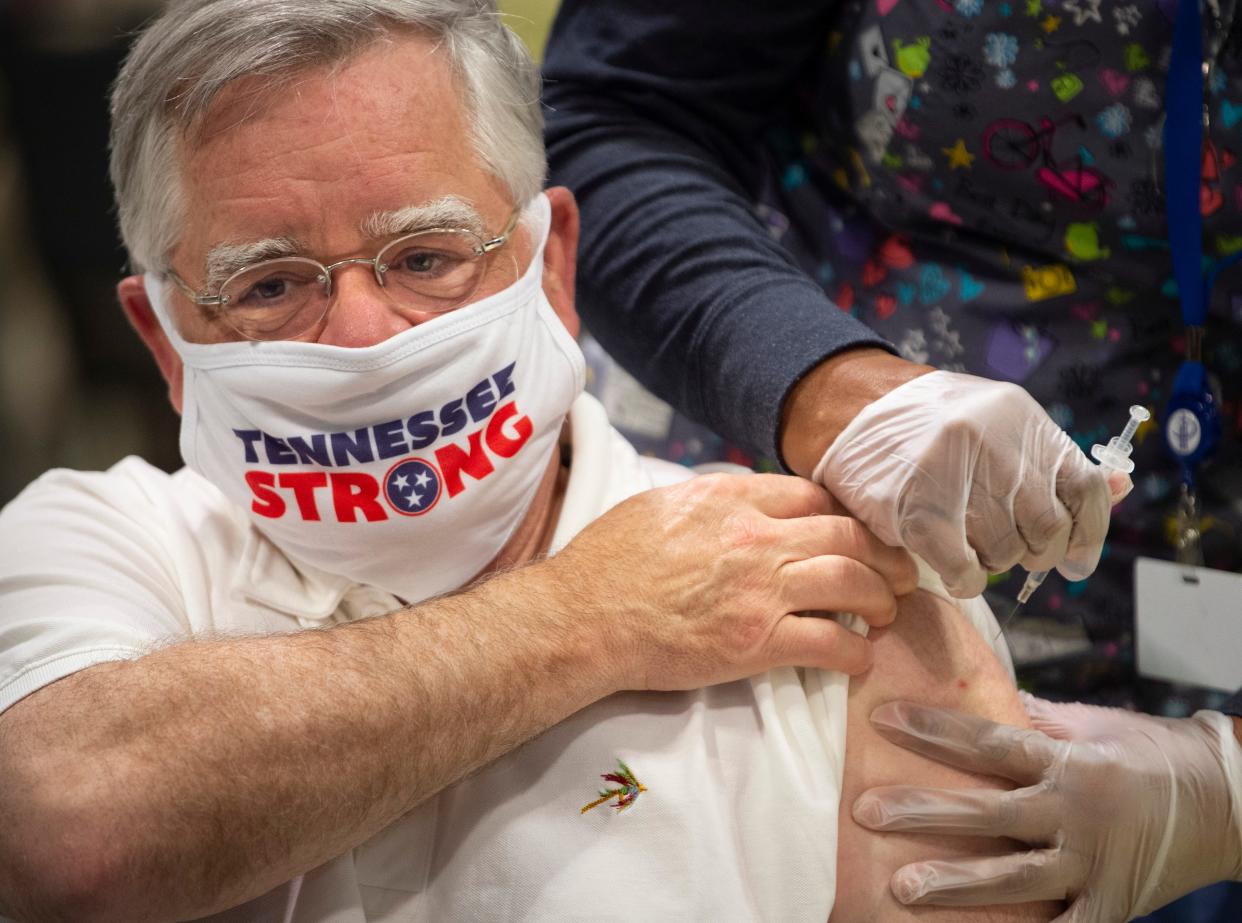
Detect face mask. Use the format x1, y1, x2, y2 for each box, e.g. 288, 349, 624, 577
145, 194, 585, 605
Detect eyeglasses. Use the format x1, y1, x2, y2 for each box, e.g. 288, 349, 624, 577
165, 207, 522, 341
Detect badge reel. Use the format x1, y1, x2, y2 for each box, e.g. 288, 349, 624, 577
1164, 330, 1221, 566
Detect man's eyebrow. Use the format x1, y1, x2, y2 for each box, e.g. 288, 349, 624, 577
199, 196, 486, 288
204, 237, 304, 289
361, 196, 486, 240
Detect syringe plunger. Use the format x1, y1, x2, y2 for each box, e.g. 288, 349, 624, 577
1090, 404, 1150, 474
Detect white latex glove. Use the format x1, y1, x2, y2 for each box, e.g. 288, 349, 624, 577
852, 697, 1242, 922
813, 370, 1112, 598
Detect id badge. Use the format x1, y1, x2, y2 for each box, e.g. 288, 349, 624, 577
1135, 557, 1242, 692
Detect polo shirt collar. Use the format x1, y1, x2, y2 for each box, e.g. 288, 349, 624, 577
233, 526, 354, 621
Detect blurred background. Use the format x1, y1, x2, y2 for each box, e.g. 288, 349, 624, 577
1, 0, 172, 503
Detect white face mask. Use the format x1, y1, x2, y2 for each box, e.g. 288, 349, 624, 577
146, 194, 585, 604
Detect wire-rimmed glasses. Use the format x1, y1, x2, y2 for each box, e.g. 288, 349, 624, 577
165, 207, 521, 341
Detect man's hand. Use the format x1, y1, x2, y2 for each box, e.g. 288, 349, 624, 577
850, 698, 1242, 923
0, 471, 912, 922
783, 350, 1111, 598
547, 472, 919, 690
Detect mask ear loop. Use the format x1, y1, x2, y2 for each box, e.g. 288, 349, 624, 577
144, 273, 192, 349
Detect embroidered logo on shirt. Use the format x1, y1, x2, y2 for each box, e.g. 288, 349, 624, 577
580, 760, 647, 814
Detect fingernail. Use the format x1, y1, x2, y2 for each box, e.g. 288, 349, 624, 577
869, 701, 904, 730
1059, 565, 1089, 582
892, 869, 925, 904
852, 795, 883, 828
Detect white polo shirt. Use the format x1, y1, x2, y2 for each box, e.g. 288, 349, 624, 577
0, 393, 1009, 921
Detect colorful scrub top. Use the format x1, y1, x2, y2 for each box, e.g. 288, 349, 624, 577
544, 0, 1242, 684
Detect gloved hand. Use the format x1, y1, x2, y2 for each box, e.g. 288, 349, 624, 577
813, 370, 1112, 598
852, 696, 1242, 923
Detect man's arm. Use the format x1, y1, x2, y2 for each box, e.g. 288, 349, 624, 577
0, 565, 611, 923
0, 473, 917, 922
543, 0, 897, 464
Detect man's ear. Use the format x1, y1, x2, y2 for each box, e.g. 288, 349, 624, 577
118, 275, 184, 414
541, 186, 580, 338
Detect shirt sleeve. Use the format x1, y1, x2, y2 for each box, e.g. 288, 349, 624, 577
0, 462, 194, 715
543, 0, 894, 463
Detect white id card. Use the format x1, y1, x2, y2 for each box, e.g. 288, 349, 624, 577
1134, 557, 1242, 692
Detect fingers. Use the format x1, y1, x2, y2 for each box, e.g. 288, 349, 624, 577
735, 473, 838, 519
766, 612, 872, 674
780, 556, 900, 627
771, 514, 919, 627
962, 482, 1066, 575
775, 514, 919, 595
967, 414, 1106, 579
889, 849, 1068, 906
969, 518, 1030, 574
1020, 692, 1152, 742
869, 701, 1060, 784
853, 784, 1049, 842
1009, 470, 1074, 574
1021, 693, 1093, 740
1054, 451, 1111, 581
1106, 470, 1133, 504
901, 515, 987, 599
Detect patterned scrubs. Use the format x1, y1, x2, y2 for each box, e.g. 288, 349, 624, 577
545, 0, 1242, 700
775, 0, 1242, 645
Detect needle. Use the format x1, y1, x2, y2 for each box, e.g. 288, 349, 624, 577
995, 600, 1024, 642
994, 404, 1150, 642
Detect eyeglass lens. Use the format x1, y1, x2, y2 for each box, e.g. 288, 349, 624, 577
217, 229, 492, 340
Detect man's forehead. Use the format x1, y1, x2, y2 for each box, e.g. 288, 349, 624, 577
190, 31, 453, 140
179, 27, 469, 185
174, 32, 493, 275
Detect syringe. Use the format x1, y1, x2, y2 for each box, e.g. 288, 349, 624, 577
1010, 404, 1150, 609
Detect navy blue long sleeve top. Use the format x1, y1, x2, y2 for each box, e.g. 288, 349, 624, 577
543, 0, 893, 463
543, 0, 1242, 699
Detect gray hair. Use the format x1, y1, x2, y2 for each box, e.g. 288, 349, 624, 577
109, 0, 545, 273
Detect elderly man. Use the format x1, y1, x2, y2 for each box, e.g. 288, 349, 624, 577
0, 2, 1069, 921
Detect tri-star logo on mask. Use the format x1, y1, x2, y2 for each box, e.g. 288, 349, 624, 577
143, 193, 586, 605
385, 459, 442, 516
235, 362, 531, 523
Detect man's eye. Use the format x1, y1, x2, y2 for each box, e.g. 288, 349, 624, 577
394, 249, 453, 276
225, 269, 316, 307
233, 276, 294, 305
252, 278, 289, 299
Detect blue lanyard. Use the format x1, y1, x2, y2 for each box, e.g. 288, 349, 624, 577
1165, 0, 1205, 328
1162, 0, 1221, 482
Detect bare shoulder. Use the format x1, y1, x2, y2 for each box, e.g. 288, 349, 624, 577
854, 589, 1019, 720
831, 589, 1060, 923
